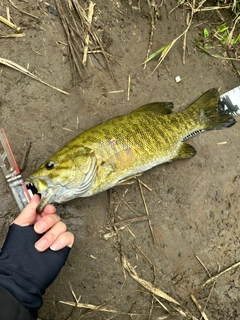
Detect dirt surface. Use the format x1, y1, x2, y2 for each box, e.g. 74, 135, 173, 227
0, 1, 240, 319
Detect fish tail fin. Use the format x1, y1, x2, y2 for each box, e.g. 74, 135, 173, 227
186, 88, 236, 130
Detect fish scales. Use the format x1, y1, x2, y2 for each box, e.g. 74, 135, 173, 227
26, 89, 236, 211
71, 114, 176, 168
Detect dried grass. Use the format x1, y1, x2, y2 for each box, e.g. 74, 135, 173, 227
56, 1, 113, 82
0, 57, 69, 95
144, 0, 239, 74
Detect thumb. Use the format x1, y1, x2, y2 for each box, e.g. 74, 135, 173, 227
13, 194, 41, 226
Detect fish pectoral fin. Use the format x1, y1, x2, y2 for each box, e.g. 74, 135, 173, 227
131, 102, 173, 115
117, 173, 142, 186
173, 143, 196, 160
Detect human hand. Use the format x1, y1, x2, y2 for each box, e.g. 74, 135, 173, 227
0, 194, 74, 309
13, 194, 74, 251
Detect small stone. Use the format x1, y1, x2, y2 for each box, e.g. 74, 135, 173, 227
175, 76, 181, 83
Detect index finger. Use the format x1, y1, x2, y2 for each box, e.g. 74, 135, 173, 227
35, 203, 57, 222
13, 194, 41, 226
13, 194, 56, 226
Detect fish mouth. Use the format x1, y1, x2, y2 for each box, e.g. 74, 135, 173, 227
25, 180, 48, 213
26, 176, 62, 212
26, 176, 80, 212
25, 181, 39, 196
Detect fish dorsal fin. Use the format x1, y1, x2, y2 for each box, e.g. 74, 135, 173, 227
131, 102, 174, 115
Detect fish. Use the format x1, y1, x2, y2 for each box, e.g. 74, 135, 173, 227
26, 88, 236, 212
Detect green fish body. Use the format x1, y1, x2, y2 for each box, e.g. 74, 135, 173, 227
27, 89, 236, 211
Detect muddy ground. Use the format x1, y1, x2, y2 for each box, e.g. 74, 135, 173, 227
0, 0, 240, 319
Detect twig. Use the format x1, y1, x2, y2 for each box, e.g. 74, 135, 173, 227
6, 6, 10, 21
172, 305, 198, 319
137, 178, 155, 243
63, 127, 75, 132
195, 255, 218, 317
202, 260, 240, 287
127, 75, 131, 101
59, 300, 144, 316
196, 255, 212, 278
122, 253, 180, 305
82, 1, 95, 65
143, 0, 156, 69
0, 58, 69, 95
119, 196, 139, 215
112, 216, 149, 227
191, 294, 209, 320
20, 141, 32, 172
135, 244, 154, 267
154, 296, 171, 314
183, 11, 191, 64
195, 5, 232, 12
226, 15, 240, 50
0, 33, 25, 38
0, 15, 21, 32
135, 244, 157, 319
8, 0, 40, 20
125, 225, 136, 238
69, 282, 81, 304
138, 178, 152, 191
103, 226, 125, 240
108, 90, 125, 94
148, 292, 155, 319
202, 281, 217, 319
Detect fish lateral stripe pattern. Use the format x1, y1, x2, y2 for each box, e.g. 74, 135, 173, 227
26, 88, 236, 211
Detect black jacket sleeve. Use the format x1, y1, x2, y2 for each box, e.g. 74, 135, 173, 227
0, 224, 71, 320
0, 286, 36, 320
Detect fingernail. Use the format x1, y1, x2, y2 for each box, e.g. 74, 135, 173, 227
34, 221, 47, 233
50, 240, 62, 251
35, 238, 48, 251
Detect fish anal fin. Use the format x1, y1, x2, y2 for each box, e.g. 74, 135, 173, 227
131, 102, 173, 115
173, 143, 196, 160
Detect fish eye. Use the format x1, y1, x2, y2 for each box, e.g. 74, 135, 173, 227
45, 161, 55, 170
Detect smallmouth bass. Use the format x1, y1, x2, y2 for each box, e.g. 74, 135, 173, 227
27, 89, 236, 211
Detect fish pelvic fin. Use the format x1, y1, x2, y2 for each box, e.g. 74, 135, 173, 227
173, 143, 196, 160
186, 88, 236, 130
131, 102, 174, 115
